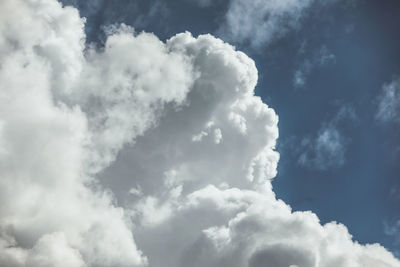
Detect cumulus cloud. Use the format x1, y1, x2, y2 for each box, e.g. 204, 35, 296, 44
0, 0, 399, 267
376, 78, 400, 124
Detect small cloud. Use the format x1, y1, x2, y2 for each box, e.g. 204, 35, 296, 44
129, 186, 143, 197
317, 45, 336, 66
384, 220, 400, 257
293, 60, 312, 88
297, 105, 355, 171
384, 220, 400, 237
216, 0, 349, 49
376, 78, 400, 124
298, 124, 345, 170
293, 70, 306, 87
293, 45, 336, 88
218, 0, 316, 49
213, 128, 223, 144
192, 131, 208, 142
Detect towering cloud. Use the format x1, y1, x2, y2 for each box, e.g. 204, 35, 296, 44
0, 0, 398, 267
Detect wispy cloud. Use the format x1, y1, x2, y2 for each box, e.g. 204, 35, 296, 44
376, 78, 400, 124
384, 220, 400, 258
218, 0, 314, 49
297, 105, 355, 170
293, 45, 336, 88
216, 0, 350, 49
298, 124, 345, 170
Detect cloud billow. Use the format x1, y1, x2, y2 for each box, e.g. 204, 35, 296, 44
0, 0, 398, 267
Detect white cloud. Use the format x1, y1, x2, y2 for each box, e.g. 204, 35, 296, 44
376, 78, 400, 124
294, 68, 307, 87
384, 220, 400, 257
217, 0, 350, 49
218, 0, 314, 48
26, 233, 86, 267
132, 184, 400, 267
297, 106, 355, 170
293, 59, 312, 88
293, 45, 336, 88
298, 124, 345, 170
385, 220, 400, 239
0, 1, 398, 267
317, 45, 336, 65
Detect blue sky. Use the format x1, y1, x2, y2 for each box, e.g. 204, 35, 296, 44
61, 0, 400, 257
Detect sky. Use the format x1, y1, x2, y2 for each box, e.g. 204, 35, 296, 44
0, 0, 399, 267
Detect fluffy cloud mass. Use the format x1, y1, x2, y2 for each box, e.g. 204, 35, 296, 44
0, 0, 399, 267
